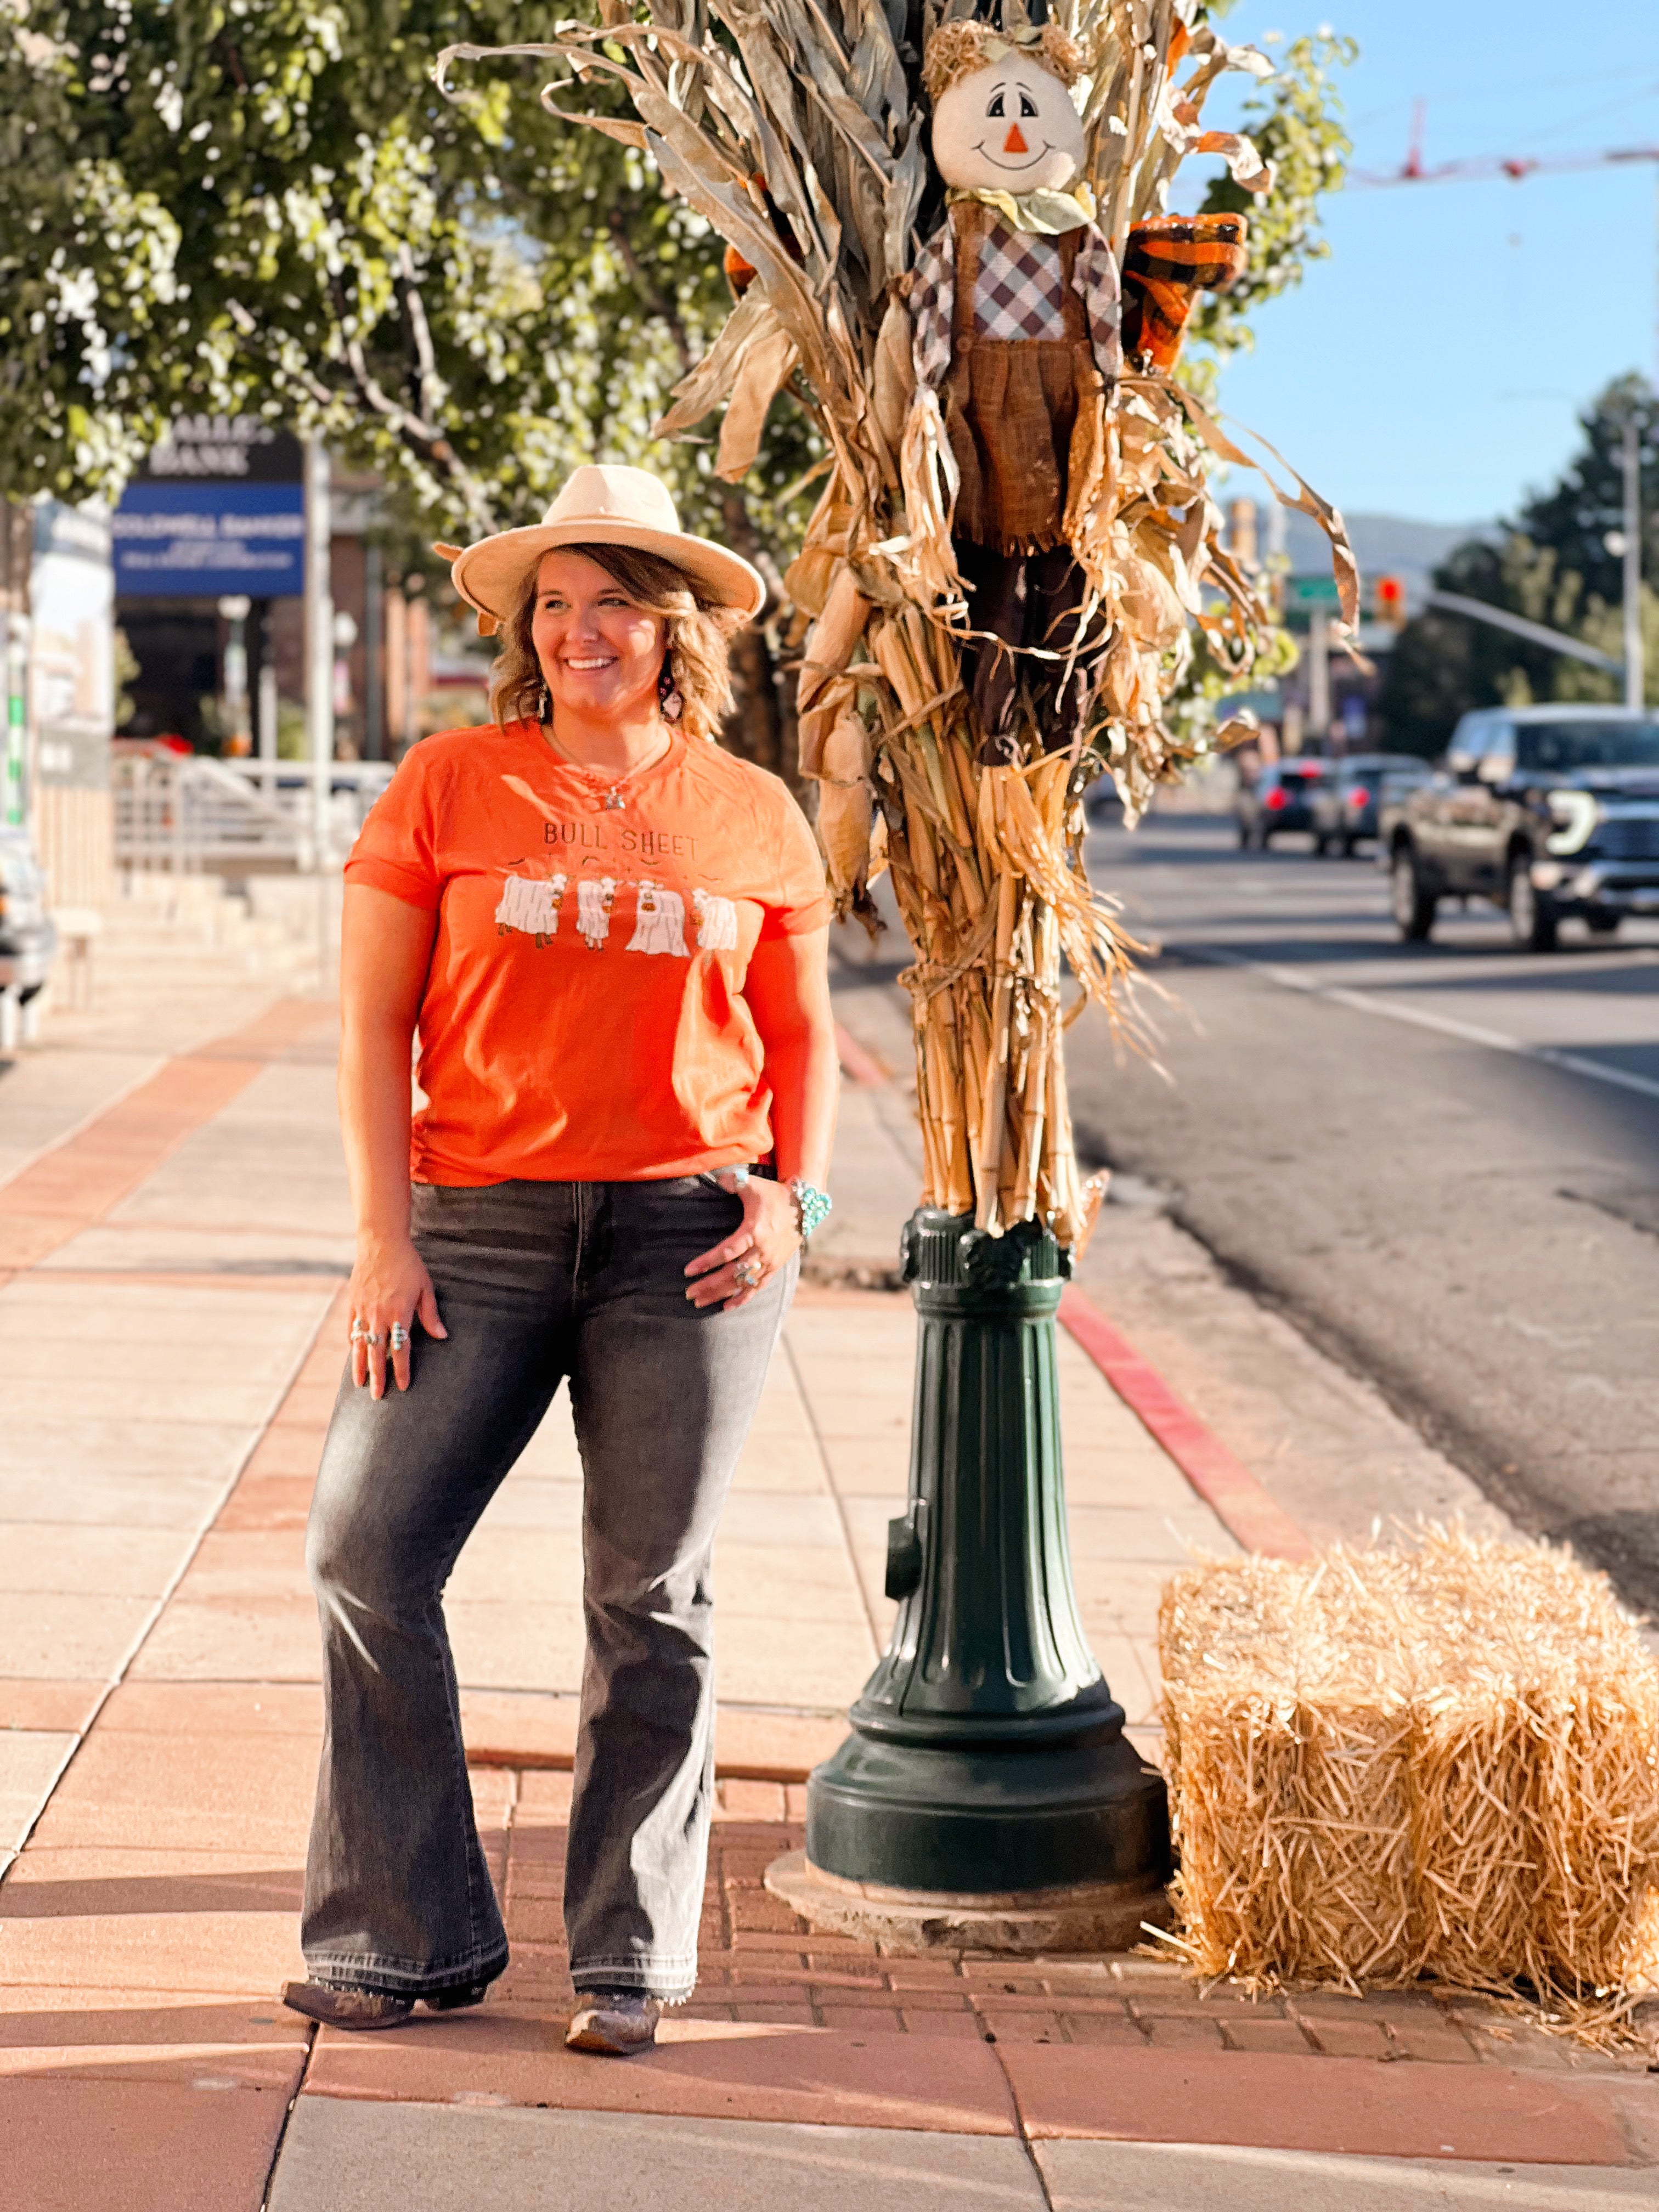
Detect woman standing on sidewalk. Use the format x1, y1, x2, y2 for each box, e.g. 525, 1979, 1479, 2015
282, 466, 837, 2055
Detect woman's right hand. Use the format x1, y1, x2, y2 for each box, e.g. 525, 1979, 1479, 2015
347, 1234, 448, 1400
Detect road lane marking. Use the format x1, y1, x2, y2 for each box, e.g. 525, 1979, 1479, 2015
1189, 946, 1659, 1105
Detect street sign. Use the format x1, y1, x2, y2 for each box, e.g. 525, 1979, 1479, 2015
1288, 574, 1341, 606
112, 481, 306, 597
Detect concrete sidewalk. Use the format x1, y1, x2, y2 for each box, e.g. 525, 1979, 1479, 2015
1, 893, 1654, 2209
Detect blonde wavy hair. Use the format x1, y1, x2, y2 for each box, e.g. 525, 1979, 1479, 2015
490, 543, 744, 742
922, 21, 1085, 102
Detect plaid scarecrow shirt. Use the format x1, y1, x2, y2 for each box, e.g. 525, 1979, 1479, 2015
910, 207, 1122, 388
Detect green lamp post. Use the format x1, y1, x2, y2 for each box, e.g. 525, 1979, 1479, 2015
769, 1207, 1171, 1950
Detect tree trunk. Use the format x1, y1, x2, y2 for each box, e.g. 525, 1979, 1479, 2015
720, 622, 806, 800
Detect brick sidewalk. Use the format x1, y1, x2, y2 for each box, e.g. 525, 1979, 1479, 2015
494, 1780, 1652, 2075
292, 1771, 1655, 2168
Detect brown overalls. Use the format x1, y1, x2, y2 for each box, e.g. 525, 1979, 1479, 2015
940, 200, 1111, 762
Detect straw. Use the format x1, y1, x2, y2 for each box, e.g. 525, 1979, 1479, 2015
1158, 1523, 1659, 2046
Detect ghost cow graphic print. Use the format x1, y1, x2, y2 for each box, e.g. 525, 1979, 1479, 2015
345, 719, 832, 1184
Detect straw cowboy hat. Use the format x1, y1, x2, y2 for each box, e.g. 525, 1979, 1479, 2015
437, 465, 766, 635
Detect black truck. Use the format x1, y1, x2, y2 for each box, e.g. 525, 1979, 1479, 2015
1384, 706, 1659, 951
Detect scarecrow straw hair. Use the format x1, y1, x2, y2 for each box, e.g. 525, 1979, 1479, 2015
1159, 1524, 1659, 2044
922, 23, 1086, 103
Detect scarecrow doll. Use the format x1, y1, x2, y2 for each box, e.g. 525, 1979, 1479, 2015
912, 21, 1247, 762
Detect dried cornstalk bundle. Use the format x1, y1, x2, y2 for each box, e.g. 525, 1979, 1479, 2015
439, 1, 1353, 1244
1159, 1525, 1659, 2044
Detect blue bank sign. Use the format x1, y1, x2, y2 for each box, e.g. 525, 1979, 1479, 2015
113, 481, 306, 597
114, 417, 307, 597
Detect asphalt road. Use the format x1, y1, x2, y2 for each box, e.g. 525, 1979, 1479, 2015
1068, 809, 1659, 1613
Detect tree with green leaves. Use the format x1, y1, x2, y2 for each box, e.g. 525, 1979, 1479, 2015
3, 4, 828, 546
3, 2, 1354, 772
1381, 376, 1659, 754
1192, 25, 1357, 370
0, 6, 190, 498
4, 1, 825, 762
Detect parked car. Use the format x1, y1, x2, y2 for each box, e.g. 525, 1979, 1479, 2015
1310, 754, 1432, 855
1235, 759, 1330, 848
1385, 707, 1659, 950
0, 829, 57, 1012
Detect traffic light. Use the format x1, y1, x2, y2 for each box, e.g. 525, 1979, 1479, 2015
1375, 574, 1407, 628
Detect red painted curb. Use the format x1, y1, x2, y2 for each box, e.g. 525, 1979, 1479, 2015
1059, 1284, 1314, 1561
829, 1025, 1313, 1563
834, 1021, 890, 1089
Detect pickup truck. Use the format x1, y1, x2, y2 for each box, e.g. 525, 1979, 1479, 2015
1384, 706, 1659, 950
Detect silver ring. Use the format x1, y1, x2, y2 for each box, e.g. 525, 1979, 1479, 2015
387, 1324, 410, 1350
349, 1324, 371, 1344
733, 1260, 761, 1289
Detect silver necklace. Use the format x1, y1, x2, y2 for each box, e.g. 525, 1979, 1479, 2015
544, 727, 670, 812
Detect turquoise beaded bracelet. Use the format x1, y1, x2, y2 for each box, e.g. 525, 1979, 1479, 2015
787, 1177, 833, 1242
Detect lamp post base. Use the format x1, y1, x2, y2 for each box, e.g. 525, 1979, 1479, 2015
804, 1727, 1169, 1896
777, 1207, 1174, 1953
765, 1849, 1171, 1956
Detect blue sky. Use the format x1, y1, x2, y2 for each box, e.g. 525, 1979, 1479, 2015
1198, 0, 1659, 524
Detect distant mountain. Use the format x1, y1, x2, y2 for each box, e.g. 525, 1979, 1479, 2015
1279, 509, 1495, 606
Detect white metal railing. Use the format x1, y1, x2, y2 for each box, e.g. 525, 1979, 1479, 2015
112, 750, 394, 872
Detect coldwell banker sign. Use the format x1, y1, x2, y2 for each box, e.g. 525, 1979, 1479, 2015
113, 417, 306, 596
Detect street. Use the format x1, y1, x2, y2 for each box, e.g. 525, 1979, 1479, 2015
1070, 809, 1659, 1613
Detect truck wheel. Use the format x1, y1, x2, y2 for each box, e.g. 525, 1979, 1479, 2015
1390, 845, 1436, 941
1508, 854, 1559, 952
1586, 910, 1621, 937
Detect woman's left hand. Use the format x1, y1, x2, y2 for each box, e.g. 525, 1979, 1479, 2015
685, 1174, 800, 1310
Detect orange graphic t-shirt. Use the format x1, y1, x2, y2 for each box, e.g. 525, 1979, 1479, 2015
343, 719, 833, 1184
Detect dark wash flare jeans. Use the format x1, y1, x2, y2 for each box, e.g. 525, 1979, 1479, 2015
301, 1176, 792, 2002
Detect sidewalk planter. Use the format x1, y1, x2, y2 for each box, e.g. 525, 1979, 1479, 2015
771, 1209, 1171, 1951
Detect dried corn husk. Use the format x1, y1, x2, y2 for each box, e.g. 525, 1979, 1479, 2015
438, 2, 1355, 1246
816, 705, 875, 894
798, 562, 874, 713
1160, 1524, 1659, 2046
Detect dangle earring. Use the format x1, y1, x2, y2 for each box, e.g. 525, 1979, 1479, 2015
536, 681, 551, 724
658, 654, 684, 724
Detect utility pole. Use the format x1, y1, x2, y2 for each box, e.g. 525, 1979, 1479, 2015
1307, 606, 1331, 747
363, 541, 383, 761
303, 439, 334, 863
1426, 590, 1624, 675
1, 503, 29, 833
1622, 414, 1645, 711
1352, 140, 1659, 704
257, 635, 279, 800
218, 595, 252, 756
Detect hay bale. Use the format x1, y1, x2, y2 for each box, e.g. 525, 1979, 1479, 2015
1159, 1525, 1659, 2033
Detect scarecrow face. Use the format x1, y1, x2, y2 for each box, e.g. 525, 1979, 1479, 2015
931, 60, 1086, 196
